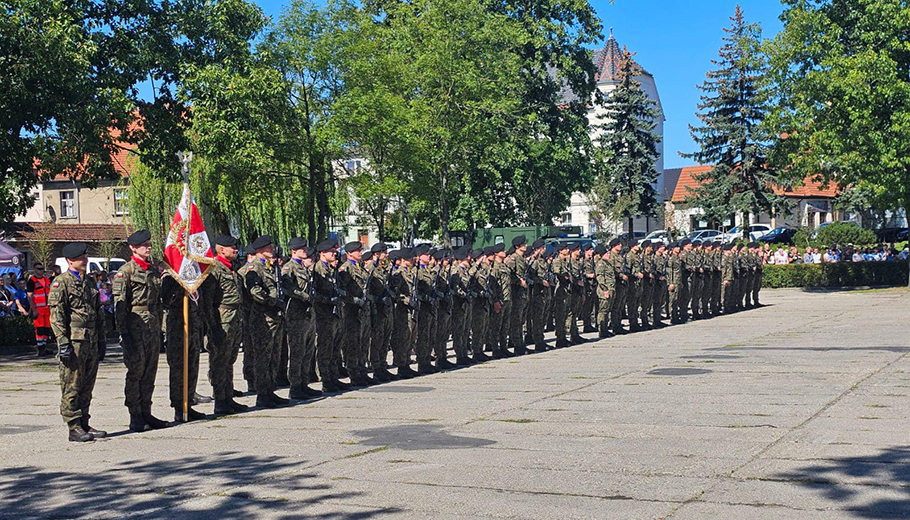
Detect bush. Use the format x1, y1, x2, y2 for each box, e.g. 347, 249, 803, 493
763, 260, 909, 288
0, 315, 36, 347
814, 221, 877, 248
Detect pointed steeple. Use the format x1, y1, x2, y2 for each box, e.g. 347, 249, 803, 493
592, 31, 650, 83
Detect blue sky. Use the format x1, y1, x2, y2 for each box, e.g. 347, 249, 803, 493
251, 0, 785, 168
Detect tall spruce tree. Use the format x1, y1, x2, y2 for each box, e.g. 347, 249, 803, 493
683, 6, 787, 239
592, 49, 661, 237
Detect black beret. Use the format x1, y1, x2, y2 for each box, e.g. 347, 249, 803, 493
507, 246, 515, 255
511, 235, 527, 247
482, 246, 495, 255
305, 246, 315, 258
581, 243, 592, 251
531, 238, 546, 249
554, 242, 566, 251
722, 244, 732, 251
432, 249, 447, 261
609, 238, 622, 248
399, 247, 413, 258
640, 240, 651, 248
388, 250, 401, 261
679, 238, 691, 246
370, 242, 388, 253
362, 250, 373, 262
127, 230, 151, 246
251, 235, 273, 250
691, 239, 702, 246
62, 242, 88, 259
491, 243, 505, 254
655, 242, 667, 249
245, 245, 257, 256
413, 244, 431, 257
471, 249, 484, 260
454, 249, 468, 260
594, 244, 607, 255
748, 242, 758, 248
215, 235, 238, 247
288, 237, 307, 250
316, 239, 337, 252
344, 241, 363, 253
568, 243, 581, 251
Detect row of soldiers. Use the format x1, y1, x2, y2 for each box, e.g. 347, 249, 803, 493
49, 230, 764, 442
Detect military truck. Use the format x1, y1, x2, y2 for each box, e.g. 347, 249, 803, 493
465, 226, 584, 249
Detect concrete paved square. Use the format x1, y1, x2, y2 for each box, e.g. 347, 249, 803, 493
1, 287, 908, 519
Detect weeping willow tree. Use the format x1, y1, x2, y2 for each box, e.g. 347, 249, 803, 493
126, 157, 183, 259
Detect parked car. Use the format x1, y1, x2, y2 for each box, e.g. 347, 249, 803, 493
617, 231, 645, 242
545, 238, 595, 255
758, 227, 797, 245
876, 227, 908, 243
54, 257, 126, 274
639, 230, 670, 245
897, 229, 909, 241
688, 229, 721, 242
716, 224, 773, 243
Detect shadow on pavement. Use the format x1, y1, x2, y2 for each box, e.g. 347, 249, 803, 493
775, 446, 910, 519
0, 451, 401, 519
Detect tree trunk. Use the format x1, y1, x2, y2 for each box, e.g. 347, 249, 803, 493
314, 153, 330, 241
627, 216, 634, 243
440, 171, 451, 249
306, 167, 316, 243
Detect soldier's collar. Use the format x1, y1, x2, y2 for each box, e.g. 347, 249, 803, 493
293, 258, 302, 265
68, 269, 82, 281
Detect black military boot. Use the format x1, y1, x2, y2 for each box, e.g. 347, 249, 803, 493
256, 395, 279, 408
229, 399, 250, 412
455, 355, 472, 365
129, 413, 151, 433
268, 392, 290, 405
173, 407, 207, 423
396, 366, 418, 379
472, 352, 492, 362
373, 369, 392, 383
143, 410, 169, 430
214, 399, 236, 414
69, 426, 94, 442
232, 389, 244, 398
513, 345, 528, 356
583, 325, 597, 333
81, 417, 107, 439
417, 363, 437, 376
192, 392, 213, 405
436, 358, 456, 370
531, 342, 548, 353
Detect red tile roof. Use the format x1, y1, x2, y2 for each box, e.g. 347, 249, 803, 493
592, 33, 651, 83
2, 222, 133, 243
667, 165, 840, 203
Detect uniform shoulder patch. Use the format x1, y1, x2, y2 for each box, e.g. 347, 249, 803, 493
116, 272, 124, 277
52, 282, 60, 288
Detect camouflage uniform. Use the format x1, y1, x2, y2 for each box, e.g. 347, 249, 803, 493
50, 270, 104, 431
667, 251, 684, 323
506, 253, 528, 348
469, 261, 492, 356
367, 261, 393, 373
244, 258, 284, 399
237, 260, 256, 391
608, 251, 627, 332
338, 257, 370, 381
389, 265, 417, 371
312, 260, 342, 383
526, 255, 548, 348
552, 254, 572, 346
415, 263, 438, 370
113, 258, 162, 418
595, 254, 615, 335
281, 258, 315, 390
625, 249, 642, 330
449, 263, 472, 361
581, 253, 597, 331
435, 262, 453, 365
208, 258, 244, 403
161, 273, 214, 410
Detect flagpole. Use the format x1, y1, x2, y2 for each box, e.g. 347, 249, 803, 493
183, 292, 189, 422
178, 151, 193, 423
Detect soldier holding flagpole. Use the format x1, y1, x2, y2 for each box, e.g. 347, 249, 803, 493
161, 153, 217, 422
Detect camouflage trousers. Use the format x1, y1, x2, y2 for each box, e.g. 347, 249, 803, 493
451, 298, 471, 359
652, 280, 667, 322
611, 283, 626, 332
580, 285, 596, 328
240, 307, 255, 387
626, 280, 642, 327
285, 305, 315, 389
209, 306, 242, 402
247, 309, 283, 398
639, 279, 653, 326
668, 284, 683, 321
471, 300, 489, 355
528, 286, 547, 344
553, 287, 571, 343
416, 303, 437, 367
752, 271, 763, 305
315, 310, 341, 382
59, 333, 99, 430
510, 289, 527, 346
597, 294, 613, 334
370, 305, 393, 371
391, 304, 416, 368
495, 300, 512, 351
165, 310, 204, 409
436, 302, 452, 363
342, 304, 370, 379
570, 289, 583, 335
122, 310, 161, 415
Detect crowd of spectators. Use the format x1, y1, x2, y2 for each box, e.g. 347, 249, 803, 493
761, 243, 908, 265
0, 267, 116, 331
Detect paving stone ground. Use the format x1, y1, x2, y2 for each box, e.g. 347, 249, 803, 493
1, 287, 909, 520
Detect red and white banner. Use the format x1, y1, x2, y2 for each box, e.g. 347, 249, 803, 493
163, 183, 214, 293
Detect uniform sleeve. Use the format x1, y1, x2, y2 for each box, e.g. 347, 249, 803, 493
282, 266, 308, 302
246, 266, 278, 308
112, 268, 132, 334
48, 280, 70, 345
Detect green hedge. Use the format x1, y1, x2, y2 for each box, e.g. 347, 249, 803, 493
763, 261, 909, 288
0, 315, 36, 347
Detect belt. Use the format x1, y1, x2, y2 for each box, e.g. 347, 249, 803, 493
132, 305, 160, 312
219, 304, 239, 310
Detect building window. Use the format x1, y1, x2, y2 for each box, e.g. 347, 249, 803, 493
560, 212, 572, 225
60, 191, 76, 218
345, 160, 361, 173
114, 188, 129, 215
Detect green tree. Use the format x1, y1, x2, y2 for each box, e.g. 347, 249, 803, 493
1, 0, 269, 224
684, 6, 787, 240
591, 49, 661, 237
767, 0, 910, 240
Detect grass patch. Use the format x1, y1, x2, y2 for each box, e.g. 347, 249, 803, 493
858, 416, 880, 420
416, 418, 437, 423
496, 419, 537, 424
387, 459, 413, 464
866, 404, 888, 408
345, 446, 389, 458
339, 441, 358, 445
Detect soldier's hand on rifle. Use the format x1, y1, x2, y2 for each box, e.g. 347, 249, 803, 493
604, 290, 610, 298
622, 274, 629, 281
520, 279, 527, 288
493, 301, 501, 314
542, 280, 550, 287
669, 284, 676, 292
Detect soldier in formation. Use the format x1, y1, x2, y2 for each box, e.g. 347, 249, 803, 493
55, 232, 766, 441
